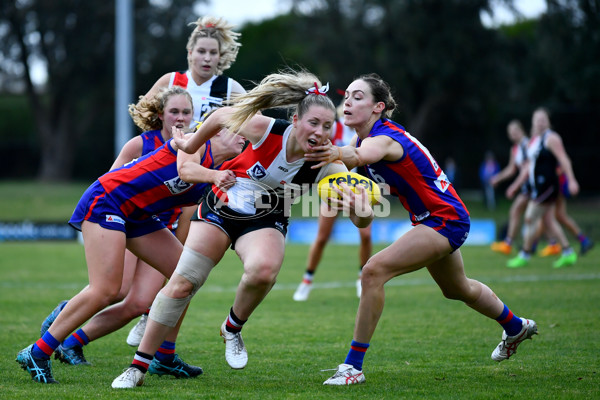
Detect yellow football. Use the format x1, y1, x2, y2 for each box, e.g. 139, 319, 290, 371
317, 171, 381, 206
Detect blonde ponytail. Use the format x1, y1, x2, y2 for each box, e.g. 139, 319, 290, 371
227, 69, 335, 132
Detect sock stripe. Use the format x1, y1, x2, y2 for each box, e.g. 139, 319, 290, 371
345, 340, 370, 371
497, 310, 514, 325
132, 359, 150, 371
72, 332, 85, 346
35, 339, 54, 356
226, 319, 241, 330
133, 353, 153, 370
350, 345, 368, 353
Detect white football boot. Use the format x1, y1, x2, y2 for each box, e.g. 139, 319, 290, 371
220, 320, 248, 369
323, 363, 366, 385
491, 318, 538, 361
111, 367, 145, 389
126, 314, 148, 347
293, 281, 313, 301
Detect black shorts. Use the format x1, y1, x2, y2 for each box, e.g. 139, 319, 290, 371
192, 191, 288, 249
532, 174, 559, 204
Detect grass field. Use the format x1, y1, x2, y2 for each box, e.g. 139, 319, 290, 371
0, 181, 599, 399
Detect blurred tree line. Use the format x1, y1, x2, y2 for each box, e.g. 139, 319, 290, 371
0, 0, 598, 193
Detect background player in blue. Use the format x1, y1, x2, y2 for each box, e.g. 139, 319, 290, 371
111, 69, 375, 389
305, 73, 537, 385
34, 86, 197, 370
34, 90, 241, 371
15, 88, 245, 384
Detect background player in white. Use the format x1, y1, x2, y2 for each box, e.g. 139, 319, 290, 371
507, 107, 580, 268
490, 119, 530, 255
135, 16, 246, 126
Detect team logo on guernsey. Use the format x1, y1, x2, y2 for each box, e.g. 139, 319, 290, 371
414, 211, 431, 222
247, 162, 268, 180
208, 179, 280, 220
106, 215, 125, 225
203, 96, 223, 104
434, 172, 451, 193
163, 177, 193, 195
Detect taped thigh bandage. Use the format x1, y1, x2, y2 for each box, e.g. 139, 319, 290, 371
148, 247, 215, 327
149, 292, 192, 327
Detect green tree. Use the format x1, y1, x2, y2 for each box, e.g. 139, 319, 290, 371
1, 1, 598, 191
283, 0, 518, 184
0, 0, 201, 181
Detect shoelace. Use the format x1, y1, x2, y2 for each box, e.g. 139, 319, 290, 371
118, 368, 140, 382
232, 335, 245, 355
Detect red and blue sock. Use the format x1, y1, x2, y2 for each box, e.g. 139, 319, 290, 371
32, 331, 60, 359
154, 340, 176, 363
62, 328, 90, 349
344, 340, 369, 371
496, 304, 523, 336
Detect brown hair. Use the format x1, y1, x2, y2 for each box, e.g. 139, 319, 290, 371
356, 73, 397, 119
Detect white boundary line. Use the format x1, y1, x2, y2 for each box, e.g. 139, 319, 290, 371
4, 272, 600, 292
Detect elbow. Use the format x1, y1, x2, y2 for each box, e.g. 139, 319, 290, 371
177, 165, 194, 183
354, 152, 368, 169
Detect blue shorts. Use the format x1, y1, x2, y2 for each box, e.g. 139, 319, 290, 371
419, 216, 470, 251
69, 180, 167, 238
192, 191, 288, 249
558, 173, 570, 198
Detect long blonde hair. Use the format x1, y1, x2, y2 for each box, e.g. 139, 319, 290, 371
226, 69, 335, 132
187, 16, 241, 75
128, 86, 193, 131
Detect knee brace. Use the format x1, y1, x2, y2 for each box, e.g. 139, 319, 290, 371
148, 247, 215, 327
149, 292, 192, 327
174, 246, 215, 295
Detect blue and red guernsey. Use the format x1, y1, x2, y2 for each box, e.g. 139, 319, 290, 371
357, 119, 469, 224
141, 130, 167, 155
98, 139, 214, 222
140, 130, 180, 229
